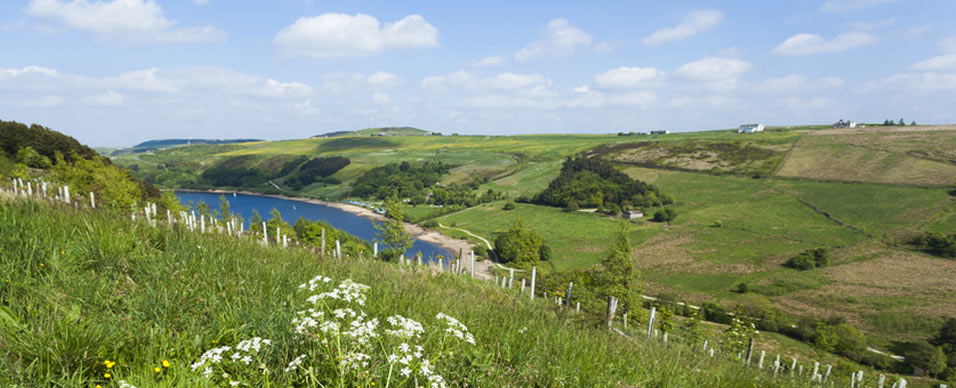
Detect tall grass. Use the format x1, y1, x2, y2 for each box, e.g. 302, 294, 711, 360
1, 197, 822, 387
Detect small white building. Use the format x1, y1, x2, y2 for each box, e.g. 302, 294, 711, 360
832, 119, 857, 128
738, 123, 765, 133
623, 210, 644, 219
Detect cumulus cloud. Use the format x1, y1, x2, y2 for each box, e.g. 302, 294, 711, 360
772, 32, 876, 55
422, 70, 553, 93
674, 57, 751, 81
592, 67, 664, 89
25, 0, 225, 44
864, 72, 956, 92
109, 68, 179, 92
819, 0, 898, 12
753, 74, 844, 93
912, 54, 956, 71
13, 95, 64, 108
471, 56, 504, 67
642, 9, 724, 46
0, 65, 58, 78
274, 13, 438, 58
514, 18, 592, 62
87, 90, 125, 105
366, 71, 404, 88
372, 92, 390, 103
287, 99, 318, 115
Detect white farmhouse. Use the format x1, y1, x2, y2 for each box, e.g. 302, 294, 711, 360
737, 123, 765, 133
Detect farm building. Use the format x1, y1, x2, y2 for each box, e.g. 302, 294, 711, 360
650, 130, 670, 135
623, 210, 644, 219
737, 123, 765, 133
832, 119, 857, 128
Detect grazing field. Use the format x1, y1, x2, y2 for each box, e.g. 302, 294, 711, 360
777, 127, 956, 186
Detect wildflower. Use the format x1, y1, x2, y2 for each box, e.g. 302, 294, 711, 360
230, 381, 239, 386
118, 381, 137, 388
285, 354, 307, 372
400, 367, 412, 377
104, 373, 111, 378
162, 360, 169, 368
103, 360, 116, 369
154, 367, 161, 372
385, 315, 424, 339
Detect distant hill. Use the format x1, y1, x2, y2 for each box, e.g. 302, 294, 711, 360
313, 127, 437, 138
132, 138, 262, 149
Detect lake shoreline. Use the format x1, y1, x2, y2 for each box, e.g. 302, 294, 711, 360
173, 189, 482, 269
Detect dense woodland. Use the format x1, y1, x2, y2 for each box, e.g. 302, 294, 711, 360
350, 161, 448, 199
0, 119, 99, 163
533, 156, 673, 213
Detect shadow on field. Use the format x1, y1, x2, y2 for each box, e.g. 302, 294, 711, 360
317, 137, 398, 153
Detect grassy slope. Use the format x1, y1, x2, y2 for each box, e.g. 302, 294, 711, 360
0, 198, 846, 388
109, 129, 956, 343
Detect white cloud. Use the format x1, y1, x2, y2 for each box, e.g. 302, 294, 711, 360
940, 36, 956, 53
514, 18, 592, 62
87, 90, 125, 105
471, 56, 504, 67
783, 96, 832, 110
287, 99, 318, 115
772, 32, 876, 55
593, 41, 617, 54
372, 92, 390, 103
902, 25, 932, 39
753, 74, 844, 93
593, 67, 664, 89
25, 0, 225, 44
849, 17, 896, 31
109, 68, 179, 92
820, 0, 898, 12
642, 9, 724, 46
674, 57, 751, 81
912, 54, 956, 71
192, 0, 209, 5
273, 13, 438, 58
864, 72, 956, 92
423, 70, 553, 93
13, 95, 64, 108
0, 65, 58, 77
366, 71, 404, 88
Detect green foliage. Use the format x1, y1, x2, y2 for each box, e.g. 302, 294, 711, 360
16, 146, 52, 169
200, 164, 269, 188
374, 196, 413, 259
293, 217, 370, 256
735, 282, 749, 293
786, 248, 830, 270
49, 154, 152, 210
266, 208, 295, 242
249, 209, 263, 233
594, 221, 641, 304
288, 156, 350, 187
652, 208, 676, 222
912, 232, 956, 258
503, 202, 516, 210
493, 220, 549, 267
721, 314, 757, 354
534, 156, 666, 209
350, 161, 447, 199
903, 341, 947, 377
0, 119, 98, 163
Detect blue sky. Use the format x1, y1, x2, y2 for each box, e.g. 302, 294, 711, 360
1, 0, 955, 147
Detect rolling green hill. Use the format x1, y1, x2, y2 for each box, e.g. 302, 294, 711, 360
111, 126, 956, 347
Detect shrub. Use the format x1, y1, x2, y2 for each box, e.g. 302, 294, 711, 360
903, 341, 947, 377
652, 208, 676, 222
702, 302, 731, 324
786, 248, 829, 270
735, 283, 749, 293
502, 202, 516, 210
912, 232, 956, 258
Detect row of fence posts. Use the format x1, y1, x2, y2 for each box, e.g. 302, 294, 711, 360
9, 177, 92, 208
4, 180, 940, 388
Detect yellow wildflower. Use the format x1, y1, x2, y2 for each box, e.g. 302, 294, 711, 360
154, 367, 161, 373
104, 373, 111, 378
162, 360, 170, 368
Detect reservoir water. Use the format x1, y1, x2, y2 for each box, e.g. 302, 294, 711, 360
176, 191, 451, 261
